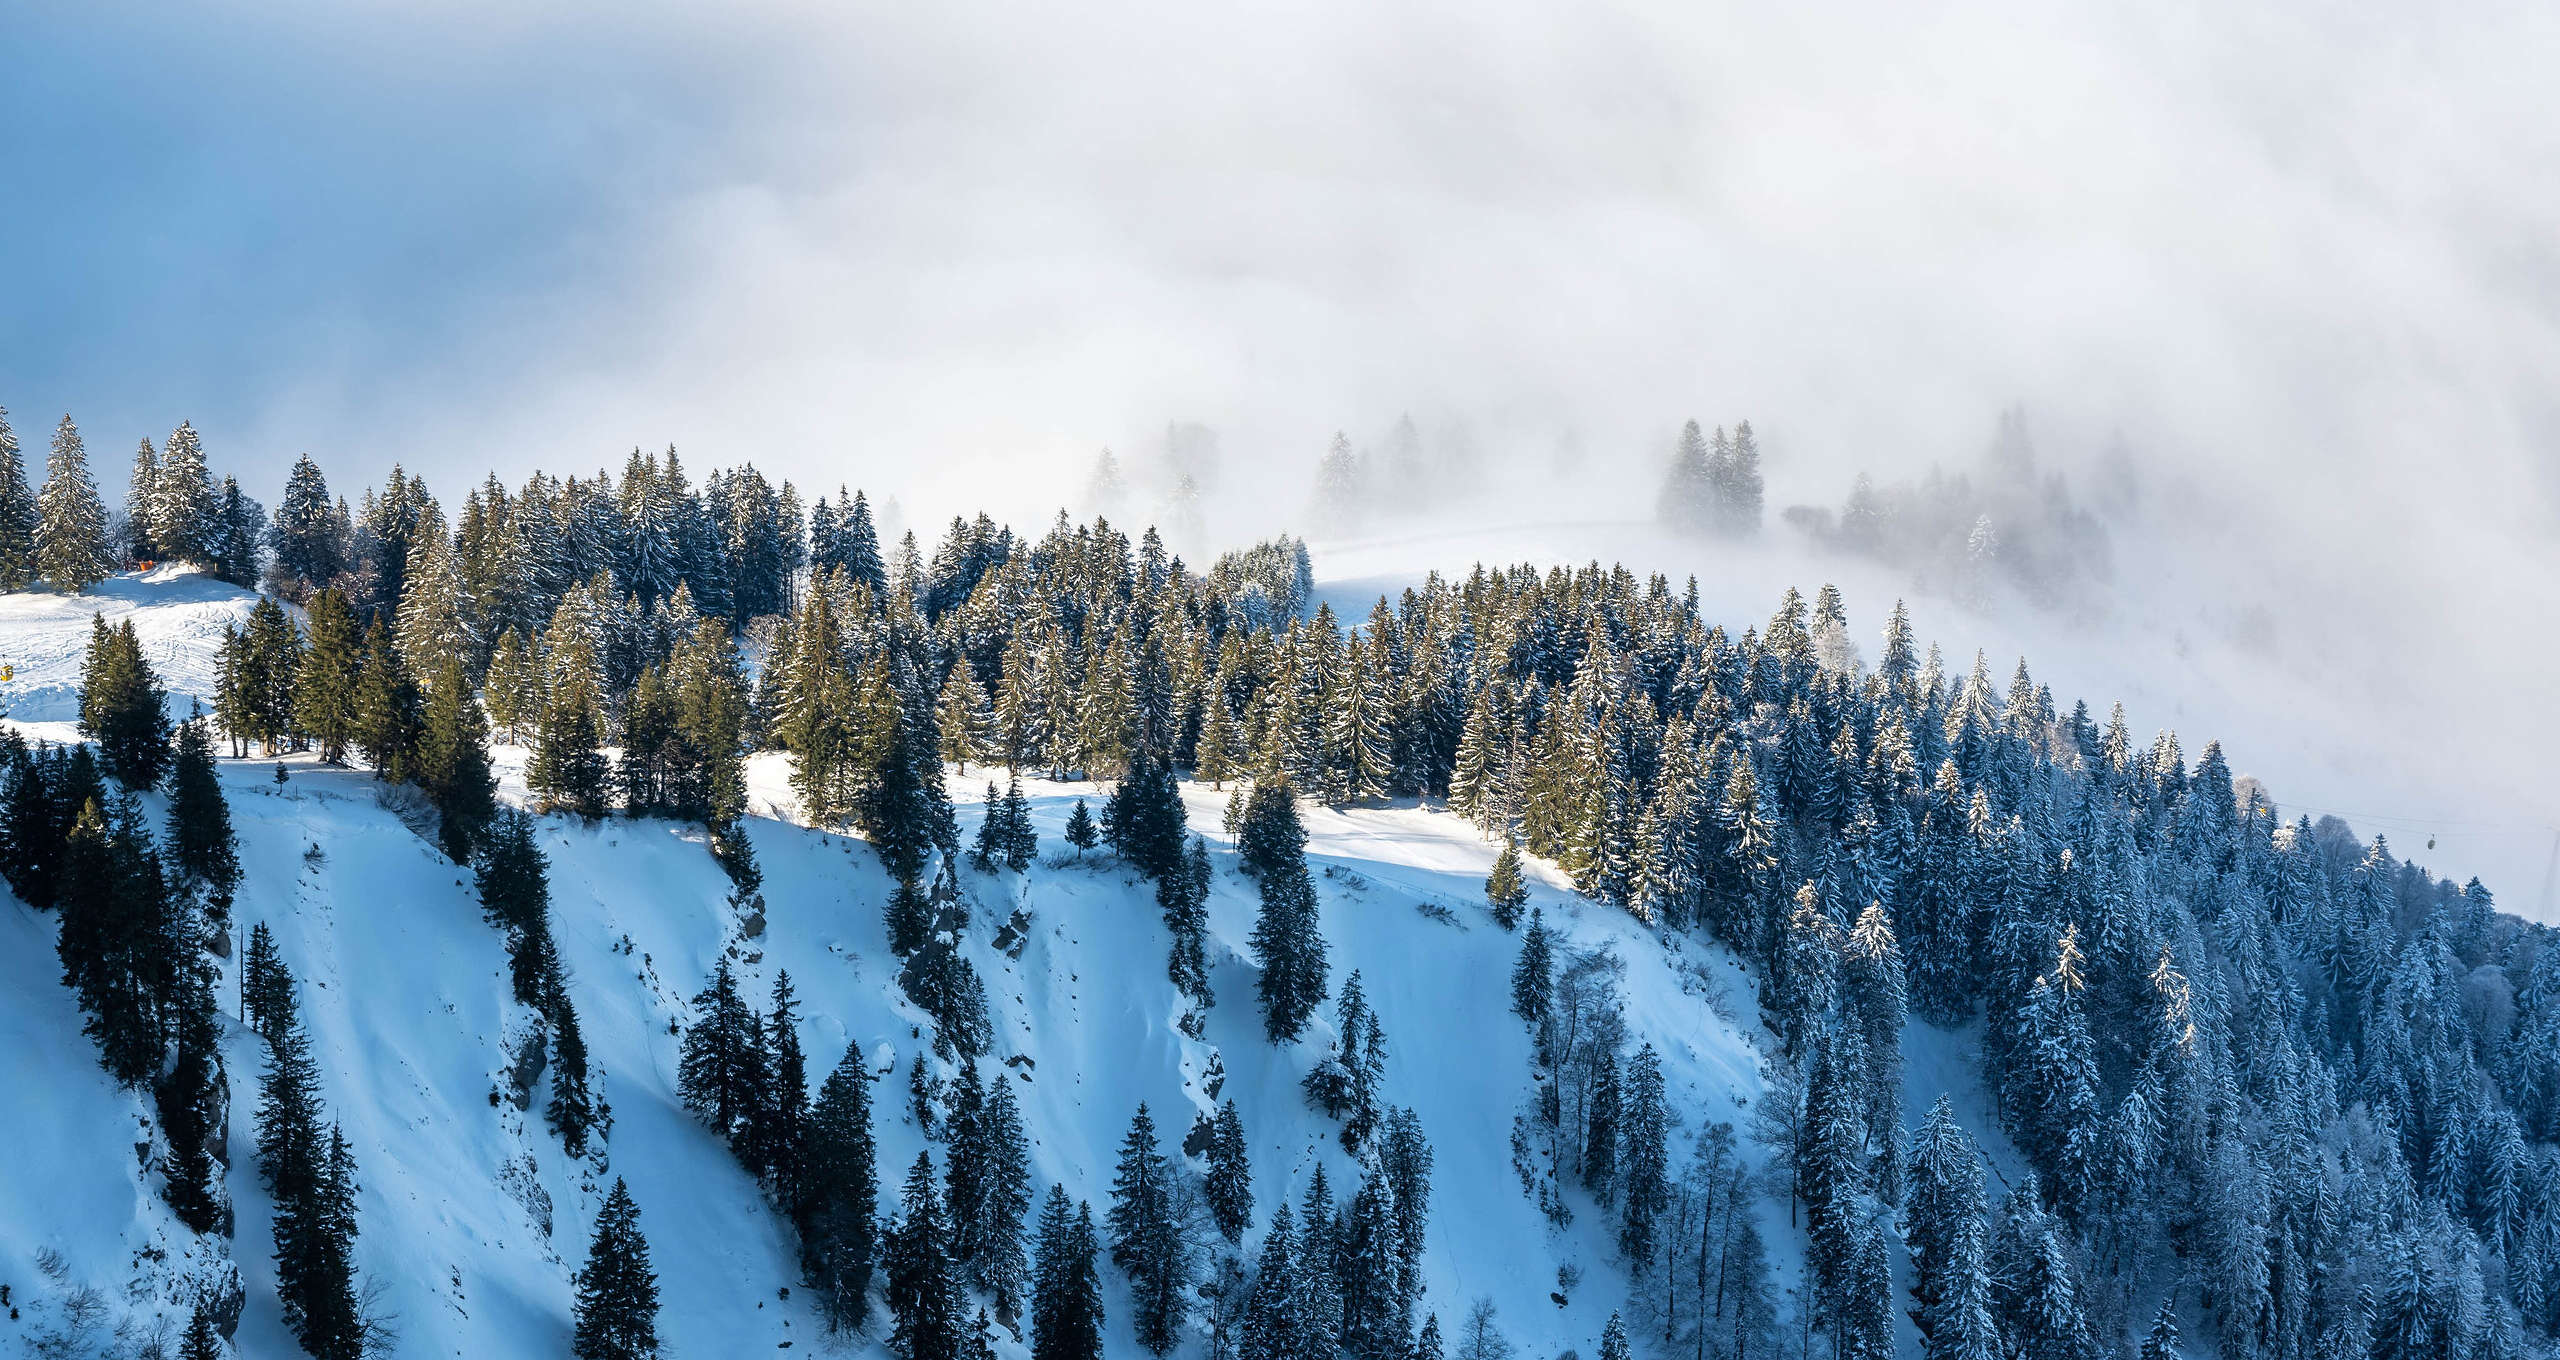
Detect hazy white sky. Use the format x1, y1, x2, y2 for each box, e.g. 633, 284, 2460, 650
5, 0, 2555, 890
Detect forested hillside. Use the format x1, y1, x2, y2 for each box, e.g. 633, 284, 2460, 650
0, 407, 2550, 1360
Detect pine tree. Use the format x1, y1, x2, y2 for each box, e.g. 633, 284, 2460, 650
36, 416, 116, 591
151, 421, 218, 566
2140, 1298, 2182, 1360
1598, 1312, 1632, 1360
244, 920, 295, 1043
1657, 420, 1716, 535
0, 407, 36, 591
1109, 1102, 1189, 1353
350, 619, 421, 783
271, 452, 348, 595
1064, 798, 1098, 851
1032, 1186, 1106, 1360
1618, 1042, 1670, 1263
750, 972, 810, 1198
886, 1151, 965, 1360
1206, 1098, 1254, 1245
79, 616, 173, 786
1511, 907, 1555, 1027
967, 1068, 1034, 1316
1485, 841, 1529, 928
1163, 833, 1214, 1007
802, 1044, 881, 1333
940, 665, 992, 773
56, 792, 185, 1086
1002, 777, 1038, 870
181, 1304, 223, 1360
165, 712, 241, 928
157, 1009, 227, 1234
677, 957, 768, 1143
416, 655, 497, 861
574, 1179, 661, 1360
295, 589, 365, 764
547, 994, 598, 1156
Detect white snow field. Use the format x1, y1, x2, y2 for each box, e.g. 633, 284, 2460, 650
4, 571, 1819, 1359
0, 565, 260, 740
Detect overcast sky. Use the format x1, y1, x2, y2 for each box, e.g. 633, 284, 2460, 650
5, 0, 2556, 884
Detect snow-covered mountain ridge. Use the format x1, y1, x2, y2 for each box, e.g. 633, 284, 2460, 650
0, 570, 1795, 1359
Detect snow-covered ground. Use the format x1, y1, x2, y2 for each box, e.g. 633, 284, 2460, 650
3, 571, 1819, 1359
15, 534, 2463, 1356
0, 565, 258, 741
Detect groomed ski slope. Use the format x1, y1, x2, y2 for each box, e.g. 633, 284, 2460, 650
5, 570, 1814, 1359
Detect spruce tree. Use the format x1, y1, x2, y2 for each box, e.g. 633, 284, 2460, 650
802, 1044, 881, 1333
1163, 833, 1214, 1007
281, 1124, 365, 1360
1001, 777, 1038, 869
126, 436, 162, 561
165, 712, 240, 928
79, 616, 173, 786
294, 589, 365, 764
1618, 1043, 1670, 1263
749, 972, 810, 1198
1240, 1202, 1298, 1360
939, 665, 991, 773
244, 920, 295, 1043
1109, 1102, 1188, 1353
1064, 797, 1098, 851
350, 619, 421, 782
181, 1304, 223, 1360
886, 1151, 965, 1360
0, 406, 35, 590
271, 452, 347, 595
574, 1179, 661, 1360
677, 957, 767, 1143
476, 808, 558, 1007
965, 1068, 1034, 1317
970, 782, 1009, 873
1598, 1312, 1632, 1360
2139, 1298, 2182, 1360
1032, 1186, 1106, 1360
1243, 780, 1327, 1043
415, 654, 497, 861
56, 793, 184, 1086
151, 421, 218, 566
157, 1009, 227, 1234
1485, 841, 1529, 928
1206, 1098, 1254, 1245
547, 995, 598, 1156
1511, 907, 1555, 1027
1656, 420, 1716, 535
37, 415, 116, 591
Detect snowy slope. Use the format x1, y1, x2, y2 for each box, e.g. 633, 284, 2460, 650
2, 572, 1799, 1359
0, 566, 258, 740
